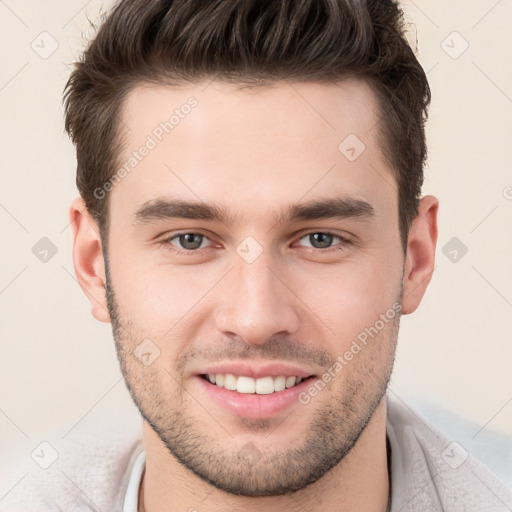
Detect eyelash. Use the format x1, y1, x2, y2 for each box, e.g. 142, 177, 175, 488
158, 230, 352, 256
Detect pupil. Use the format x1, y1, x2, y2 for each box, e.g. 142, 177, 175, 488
311, 233, 332, 249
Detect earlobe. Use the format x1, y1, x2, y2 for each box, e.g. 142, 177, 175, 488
69, 197, 111, 323
401, 195, 439, 315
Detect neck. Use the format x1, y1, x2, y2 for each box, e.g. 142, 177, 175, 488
139, 397, 389, 512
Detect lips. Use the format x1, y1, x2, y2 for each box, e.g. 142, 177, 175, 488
193, 362, 318, 418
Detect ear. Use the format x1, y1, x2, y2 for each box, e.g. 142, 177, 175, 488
401, 195, 439, 315
69, 197, 111, 323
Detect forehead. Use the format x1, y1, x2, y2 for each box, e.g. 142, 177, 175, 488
112, 78, 396, 228
121, 78, 381, 147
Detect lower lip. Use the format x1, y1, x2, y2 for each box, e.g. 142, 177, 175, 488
195, 376, 315, 419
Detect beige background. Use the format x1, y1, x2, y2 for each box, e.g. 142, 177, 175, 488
1, 0, 511, 496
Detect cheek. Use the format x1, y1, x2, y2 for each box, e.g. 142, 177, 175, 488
109, 256, 220, 369
300, 257, 401, 349
109, 249, 203, 325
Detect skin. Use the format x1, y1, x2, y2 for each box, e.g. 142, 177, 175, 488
70, 78, 438, 512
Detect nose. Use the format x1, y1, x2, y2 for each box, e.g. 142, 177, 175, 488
214, 250, 301, 346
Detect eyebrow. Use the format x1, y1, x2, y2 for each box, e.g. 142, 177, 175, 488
133, 196, 375, 227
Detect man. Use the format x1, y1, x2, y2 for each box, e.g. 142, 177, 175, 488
3, 0, 511, 511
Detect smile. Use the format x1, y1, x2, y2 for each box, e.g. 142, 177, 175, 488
201, 374, 310, 394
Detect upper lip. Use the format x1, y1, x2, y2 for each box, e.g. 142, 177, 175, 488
197, 361, 316, 379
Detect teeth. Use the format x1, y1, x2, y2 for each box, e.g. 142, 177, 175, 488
204, 373, 307, 394
285, 376, 296, 388
255, 376, 274, 395
274, 376, 286, 392
224, 373, 237, 391
237, 376, 255, 394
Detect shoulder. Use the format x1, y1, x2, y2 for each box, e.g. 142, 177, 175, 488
1, 413, 143, 512
386, 392, 512, 512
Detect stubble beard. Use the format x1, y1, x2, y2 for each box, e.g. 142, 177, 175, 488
104, 255, 401, 496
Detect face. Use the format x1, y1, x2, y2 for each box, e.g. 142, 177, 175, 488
104, 79, 405, 496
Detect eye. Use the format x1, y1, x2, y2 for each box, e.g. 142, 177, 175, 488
163, 232, 213, 253
295, 231, 351, 251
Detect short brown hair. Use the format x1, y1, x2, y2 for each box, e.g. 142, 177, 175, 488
64, 0, 430, 253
